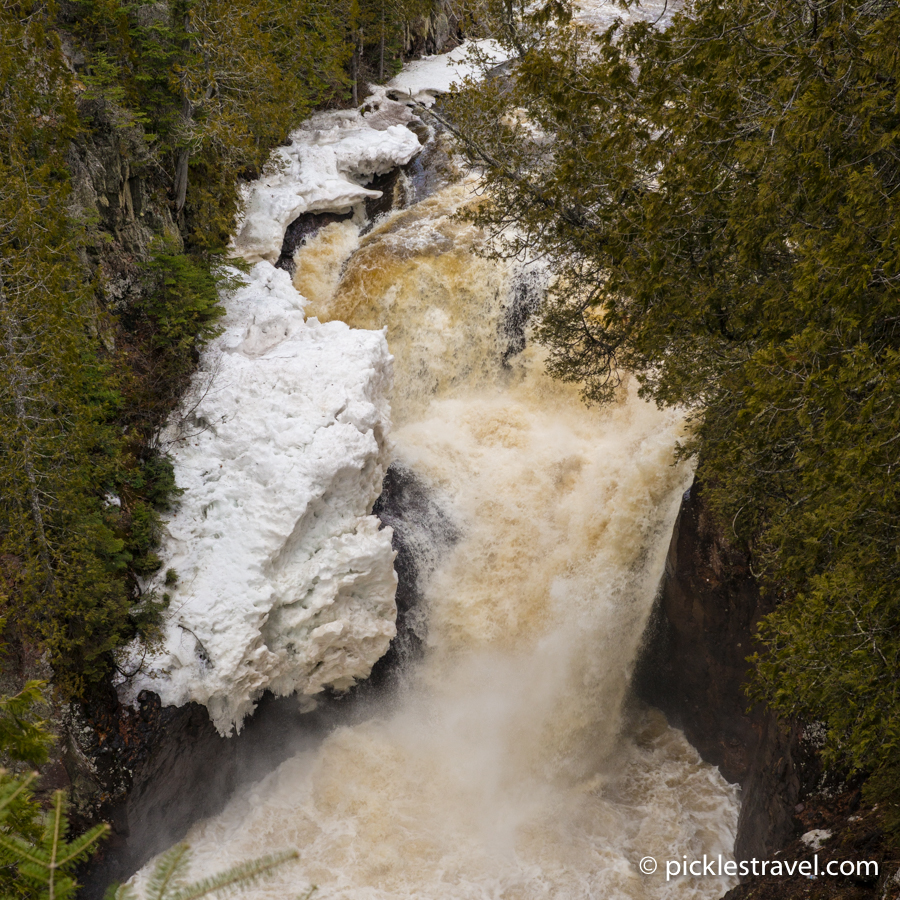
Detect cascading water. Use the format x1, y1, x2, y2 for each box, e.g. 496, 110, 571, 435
131, 130, 740, 896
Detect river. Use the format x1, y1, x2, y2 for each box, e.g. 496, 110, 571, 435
130, 96, 740, 896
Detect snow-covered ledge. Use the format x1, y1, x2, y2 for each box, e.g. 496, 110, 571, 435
231, 41, 508, 264
119, 264, 397, 735
232, 101, 422, 264
119, 42, 509, 736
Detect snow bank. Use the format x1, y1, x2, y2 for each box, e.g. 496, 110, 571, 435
233, 101, 422, 264
121, 264, 397, 734
384, 40, 509, 107
123, 41, 511, 735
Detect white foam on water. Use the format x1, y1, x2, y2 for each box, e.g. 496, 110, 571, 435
131, 27, 738, 895
132, 174, 739, 897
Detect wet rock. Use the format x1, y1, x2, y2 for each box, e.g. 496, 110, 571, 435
633, 479, 808, 862
501, 267, 545, 364
362, 168, 409, 225
77, 690, 337, 896
722, 787, 896, 900
400, 125, 458, 205
368, 462, 459, 686
275, 209, 354, 274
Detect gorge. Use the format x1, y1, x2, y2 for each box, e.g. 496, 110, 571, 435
4, 1, 898, 897
107, 42, 745, 900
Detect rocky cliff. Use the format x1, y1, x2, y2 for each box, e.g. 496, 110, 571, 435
58, 28, 468, 892
634, 478, 899, 897
634, 478, 805, 861
21, 6, 466, 855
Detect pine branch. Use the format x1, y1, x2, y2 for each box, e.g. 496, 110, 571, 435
168, 850, 299, 900
145, 843, 191, 900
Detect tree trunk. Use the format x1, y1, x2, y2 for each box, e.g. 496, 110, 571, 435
379, 1, 385, 82
174, 146, 190, 213
173, 92, 193, 212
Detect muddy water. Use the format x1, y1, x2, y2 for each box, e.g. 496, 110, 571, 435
135, 161, 738, 899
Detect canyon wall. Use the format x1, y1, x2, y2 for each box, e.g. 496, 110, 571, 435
634, 480, 900, 898
27, 10, 467, 842
633, 478, 809, 863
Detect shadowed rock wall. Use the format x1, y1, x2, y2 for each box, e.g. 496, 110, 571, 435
633, 479, 807, 863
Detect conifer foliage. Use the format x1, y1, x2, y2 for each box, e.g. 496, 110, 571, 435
444, 0, 900, 795
67, 0, 352, 252
1, 0, 450, 698
0, 780, 108, 900
111, 844, 306, 900
0, 682, 108, 900
1, 4, 135, 695
0, 683, 302, 900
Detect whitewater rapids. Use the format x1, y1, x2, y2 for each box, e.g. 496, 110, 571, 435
132, 135, 740, 896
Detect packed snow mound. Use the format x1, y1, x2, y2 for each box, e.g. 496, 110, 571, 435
121, 264, 397, 735
233, 100, 423, 264
384, 40, 510, 107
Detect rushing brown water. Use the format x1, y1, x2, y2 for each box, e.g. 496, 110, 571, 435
134, 162, 738, 899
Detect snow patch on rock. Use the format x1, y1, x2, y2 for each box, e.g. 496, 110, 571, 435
120, 264, 397, 734
800, 829, 832, 851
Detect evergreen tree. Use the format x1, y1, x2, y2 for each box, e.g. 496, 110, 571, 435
0, 682, 107, 900
0, 2, 136, 694
443, 0, 900, 796
69, 0, 416, 253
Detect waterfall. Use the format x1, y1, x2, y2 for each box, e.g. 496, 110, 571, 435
129, 33, 739, 900
126, 26, 739, 900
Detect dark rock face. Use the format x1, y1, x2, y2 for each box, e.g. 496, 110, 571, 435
633, 479, 807, 862
722, 787, 898, 900
275, 209, 354, 275
397, 122, 456, 206
77, 691, 336, 897
634, 480, 900, 898
404, 0, 463, 58
500, 267, 545, 365
66, 99, 181, 314
362, 168, 409, 224
369, 462, 458, 686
